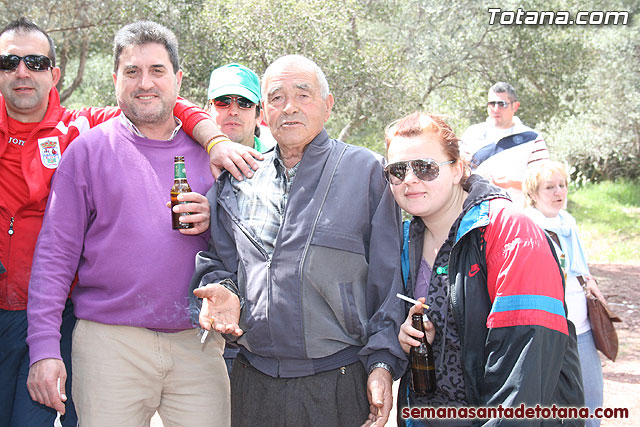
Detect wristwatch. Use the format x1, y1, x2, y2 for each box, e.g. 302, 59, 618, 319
368, 361, 394, 377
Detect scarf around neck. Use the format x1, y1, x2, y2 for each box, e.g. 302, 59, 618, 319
524, 207, 591, 278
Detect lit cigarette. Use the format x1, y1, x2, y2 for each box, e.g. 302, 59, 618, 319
396, 293, 430, 309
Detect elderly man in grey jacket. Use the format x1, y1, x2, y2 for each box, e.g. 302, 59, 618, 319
190, 54, 406, 427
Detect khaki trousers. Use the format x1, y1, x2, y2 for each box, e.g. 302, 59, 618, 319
72, 320, 229, 427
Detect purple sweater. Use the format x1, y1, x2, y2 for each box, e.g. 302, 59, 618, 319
27, 118, 213, 364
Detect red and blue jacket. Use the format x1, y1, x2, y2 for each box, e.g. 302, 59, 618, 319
398, 175, 583, 426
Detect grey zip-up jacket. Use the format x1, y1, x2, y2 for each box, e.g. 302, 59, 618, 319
189, 129, 407, 379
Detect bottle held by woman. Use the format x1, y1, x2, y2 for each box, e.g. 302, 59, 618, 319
410, 313, 436, 396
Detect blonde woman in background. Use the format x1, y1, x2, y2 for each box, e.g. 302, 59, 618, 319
523, 160, 605, 426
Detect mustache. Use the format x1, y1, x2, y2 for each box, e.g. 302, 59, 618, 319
277, 115, 305, 125
132, 89, 161, 97
10, 78, 36, 88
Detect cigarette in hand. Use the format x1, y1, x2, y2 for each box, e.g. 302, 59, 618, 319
396, 293, 430, 309
201, 317, 216, 344
54, 378, 62, 427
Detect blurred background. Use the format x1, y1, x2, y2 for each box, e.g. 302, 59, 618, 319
2, 0, 638, 184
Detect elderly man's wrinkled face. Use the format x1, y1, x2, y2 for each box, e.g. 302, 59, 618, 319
0, 30, 59, 122
262, 61, 333, 151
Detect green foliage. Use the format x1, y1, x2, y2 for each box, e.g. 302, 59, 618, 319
180, 0, 414, 140
2, 0, 639, 175
568, 179, 640, 263
63, 54, 115, 108
542, 1, 640, 181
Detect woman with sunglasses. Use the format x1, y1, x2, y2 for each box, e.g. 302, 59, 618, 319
386, 112, 583, 426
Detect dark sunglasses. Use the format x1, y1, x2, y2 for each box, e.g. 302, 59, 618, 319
213, 95, 255, 109
487, 100, 512, 109
0, 54, 53, 72
384, 158, 454, 185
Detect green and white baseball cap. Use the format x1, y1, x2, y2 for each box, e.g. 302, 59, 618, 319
207, 63, 261, 103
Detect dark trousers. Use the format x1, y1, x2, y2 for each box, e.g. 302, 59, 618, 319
0, 299, 77, 427
230, 353, 370, 427
223, 343, 240, 377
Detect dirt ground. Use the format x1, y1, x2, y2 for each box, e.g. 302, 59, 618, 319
152, 262, 639, 427
589, 263, 640, 426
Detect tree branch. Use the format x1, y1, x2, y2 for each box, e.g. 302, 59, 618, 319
59, 33, 89, 102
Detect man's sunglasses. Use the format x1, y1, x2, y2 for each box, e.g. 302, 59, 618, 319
487, 100, 512, 109
0, 54, 53, 72
213, 95, 255, 109
384, 158, 454, 185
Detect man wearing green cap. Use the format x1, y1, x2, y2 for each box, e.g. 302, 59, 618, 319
206, 63, 269, 377
206, 63, 269, 153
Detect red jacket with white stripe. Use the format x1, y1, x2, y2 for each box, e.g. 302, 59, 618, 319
0, 88, 207, 310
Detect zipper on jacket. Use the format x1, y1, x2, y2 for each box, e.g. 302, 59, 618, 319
8, 216, 14, 235
219, 200, 270, 262
232, 215, 270, 262
219, 196, 278, 360
296, 147, 345, 358
298, 149, 345, 285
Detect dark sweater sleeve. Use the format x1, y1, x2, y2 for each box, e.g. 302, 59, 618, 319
358, 159, 408, 379
188, 182, 239, 325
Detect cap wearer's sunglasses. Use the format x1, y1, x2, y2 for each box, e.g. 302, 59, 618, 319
384, 158, 454, 185
0, 54, 53, 72
487, 100, 512, 109
213, 95, 255, 109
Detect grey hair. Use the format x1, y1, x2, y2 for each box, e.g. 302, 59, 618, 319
490, 82, 517, 102
262, 55, 330, 100
113, 21, 179, 73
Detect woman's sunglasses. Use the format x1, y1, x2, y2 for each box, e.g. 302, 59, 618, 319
384, 158, 454, 185
0, 54, 53, 72
212, 95, 255, 109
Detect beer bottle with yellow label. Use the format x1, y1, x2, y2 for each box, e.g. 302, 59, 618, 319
171, 156, 193, 230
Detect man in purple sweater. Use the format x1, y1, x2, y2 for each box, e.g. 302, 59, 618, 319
25, 21, 229, 426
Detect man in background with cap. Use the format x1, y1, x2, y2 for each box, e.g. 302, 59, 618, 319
206, 63, 271, 154
205, 63, 270, 376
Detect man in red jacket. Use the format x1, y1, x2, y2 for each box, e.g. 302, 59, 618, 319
0, 17, 260, 427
